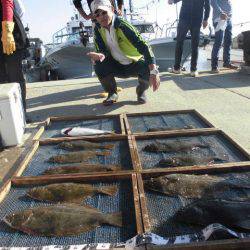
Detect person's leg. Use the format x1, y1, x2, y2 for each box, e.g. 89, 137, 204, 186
0, 45, 8, 84
5, 50, 26, 111
190, 23, 201, 73
94, 57, 118, 95
94, 57, 120, 105
174, 19, 190, 71
223, 20, 233, 67
122, 59, 150, 103
211, 22, 224, 70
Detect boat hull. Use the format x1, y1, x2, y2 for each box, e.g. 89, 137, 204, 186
150, 38, 192, 71
45, 42, 94, 79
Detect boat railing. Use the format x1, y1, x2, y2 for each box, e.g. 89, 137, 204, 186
52, 27, 70, 46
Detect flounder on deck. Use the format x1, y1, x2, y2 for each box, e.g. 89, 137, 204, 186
48, 150, 111, 164
26, 183, 118, 203
144, 174, 250, 200
4, 204, 122, 236
157, 155, 227, 167
58, 140, 114, 151
143, 141, 209, 153
42, 163, 121, 175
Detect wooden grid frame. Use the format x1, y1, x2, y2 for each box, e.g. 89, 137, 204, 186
130, 129, 250, 172
123, 109, 215, 135
1, 110, 250, 248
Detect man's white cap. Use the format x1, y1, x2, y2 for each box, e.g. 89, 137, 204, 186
91, 0, 112, 14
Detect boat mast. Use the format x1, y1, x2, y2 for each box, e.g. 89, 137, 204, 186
129, 0, 133, 13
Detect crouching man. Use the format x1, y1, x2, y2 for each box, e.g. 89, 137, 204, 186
87, 0, 160, 106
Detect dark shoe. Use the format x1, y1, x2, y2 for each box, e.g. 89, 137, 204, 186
103, 93, 118, 106
211, 68, 220, 74
223, 63, 239, 70
137, 91, 147, 104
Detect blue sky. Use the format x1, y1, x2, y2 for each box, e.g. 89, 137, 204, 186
22, 0, 250, 44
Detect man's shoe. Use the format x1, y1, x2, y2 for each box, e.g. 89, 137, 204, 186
103, 93, 118, 106
168, 67, 181, 74
223, 63, 239, 70
137, 91, 147, 104
100, 87, 122, 98
190, 71, 199, 77
211, 68, 220, 74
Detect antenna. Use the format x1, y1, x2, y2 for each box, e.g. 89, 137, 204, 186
129, 0, 133, 13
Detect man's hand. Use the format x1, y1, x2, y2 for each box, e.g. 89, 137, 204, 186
87, 52, 105, 64
203, 20, 208, 29
168, 0, 174, 5
85, 14, 93, 20
149, 74, 160, 92
220, 13, 228, 20
117, 8, 123, 16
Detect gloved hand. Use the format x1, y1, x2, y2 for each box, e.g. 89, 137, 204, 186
1, 21, 16, 55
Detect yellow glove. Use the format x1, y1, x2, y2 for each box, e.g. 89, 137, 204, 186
1, 21, 16, 55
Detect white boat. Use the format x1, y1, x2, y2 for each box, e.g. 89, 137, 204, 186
44, 12, 94, 79
43, 1, 193, 79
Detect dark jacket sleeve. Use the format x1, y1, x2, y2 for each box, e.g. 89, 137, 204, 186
204, 0, 210, 21
119, 19, 156, 65
73, 0, 82, 9
174, 0, 182, 3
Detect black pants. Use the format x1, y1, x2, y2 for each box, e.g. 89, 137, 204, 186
0, 46, 26, 111
174, 19, 201, 71
94, 56, 150, 96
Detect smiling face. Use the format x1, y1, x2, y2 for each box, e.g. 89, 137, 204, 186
94, 8, 114, 28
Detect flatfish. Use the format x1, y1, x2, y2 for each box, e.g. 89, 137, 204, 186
48, 150, 111, 164
58, 140, 114, 151
147, 125, 194, 132
144, 174, 250, 200
143, 141, 209, 153
174, 199, 250, 230
158, 155, 227, 167
4, 204, 122, 236
42, 163, 122, 175
26, 183, 118, 204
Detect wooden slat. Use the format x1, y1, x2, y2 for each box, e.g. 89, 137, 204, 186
146, 238, 250, 250
39, 134, 127, 145
192, 110, 215, 128
119, 114, 126, 135
11, 171, 134, 186
128, 136, 139, 171
141, 161, 250, 178
137, 174, 151, 233
125, 109, 196, 117
0, 181, 11, 204
14, 141, 40, 177
134, 128, 220, 139
49, 113, 119, 122
129, 135, 142, 171
123, 113, 132, 135
132, 173, 144, 234
32, 125, 45, 141
218, 130, 250, 159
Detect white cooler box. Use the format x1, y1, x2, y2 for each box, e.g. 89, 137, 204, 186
0, 83, 26, 147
